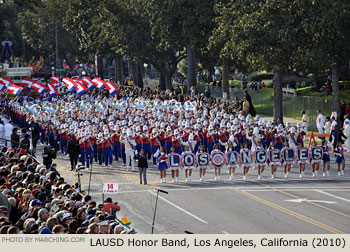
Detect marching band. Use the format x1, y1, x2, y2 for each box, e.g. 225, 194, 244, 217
4, 89, 347, 183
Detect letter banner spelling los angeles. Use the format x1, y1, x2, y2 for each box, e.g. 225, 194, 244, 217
240, 149, 253, 166
282, 147, 295, 164
297, 147, 309, 162
268, 149, 281, 165
254, 149, 267, 165
211, 151, 225, 168
181, 153, 196, 167
310, 146, 323, 163
167, 153, 181, 170
225, 151, 240, 168
196, 152, 210, 167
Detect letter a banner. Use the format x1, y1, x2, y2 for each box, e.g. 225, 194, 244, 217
225, 151, 240, 168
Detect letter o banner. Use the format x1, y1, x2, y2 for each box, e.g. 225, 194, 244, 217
182, 153, 196, 167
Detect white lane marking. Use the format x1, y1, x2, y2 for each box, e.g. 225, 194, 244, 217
315, 190, 350, 203
222, 231, 230, 234
284, 198, 337, 204
87, 187, 350, 194
121, 200, 169, 234
242, 189, 350, 192
149, 191, 209, 224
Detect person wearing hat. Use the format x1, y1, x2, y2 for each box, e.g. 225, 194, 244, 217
67, 134, 81, 171
4, 120, 14, 148
125, 130, 136, 171
0, 191, 11, 218
30, 199, 43, 209
98, 220, 110, 234
316, 110, 325, 136
102, 130, 114, 168
301, 110, 308, 132
343, 119, 350, 151
0, 206, 9, 218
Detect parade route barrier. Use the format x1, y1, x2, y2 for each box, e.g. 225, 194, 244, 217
307, 132, 330, 148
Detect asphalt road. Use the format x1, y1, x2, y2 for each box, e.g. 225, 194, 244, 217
36, 146, 350, 234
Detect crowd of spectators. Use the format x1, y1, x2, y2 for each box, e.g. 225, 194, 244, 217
0, 142, 134, 234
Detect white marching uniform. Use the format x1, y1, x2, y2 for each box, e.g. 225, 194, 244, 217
247, 134, 263, 151
4, 122, 13, 147
0, 123, 4, 145
125, 137, 136, 170
344, 125, 350, 150
316, 113, 325, 134
288, 133, 298, 149
302, 114, 308, 131
324, 120, 331, 134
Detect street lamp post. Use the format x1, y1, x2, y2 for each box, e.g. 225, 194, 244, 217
48, 22, 59, 73
55, 23, 58, 71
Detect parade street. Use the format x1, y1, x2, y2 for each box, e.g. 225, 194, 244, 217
39, 146, 350, 234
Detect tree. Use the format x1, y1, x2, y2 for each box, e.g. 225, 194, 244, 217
212, 0, 315, 121
97, 0, 190, 90
18, 0, 81, 67
0, 0, 24, 60
303, 0, 350, 124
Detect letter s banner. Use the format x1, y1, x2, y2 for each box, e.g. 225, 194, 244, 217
225, 151, 240, 166
211, 151, 225, 168
310, 147, 323, 163
196, 152, 210, 167
168, 153, 181, 168
254, 149, 267, 165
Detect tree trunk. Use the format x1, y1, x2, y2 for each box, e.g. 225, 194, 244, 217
273, 66, 283, 123
131, 61, 136, 84
115, 55, 123, 85
158, 61, 166, 90
187, 40, 196, 90
136, 62, 143, 88
97, 56, 104, 78
222, 57, 229, 99
332, 64, 341, 125
165, 73, 172, 91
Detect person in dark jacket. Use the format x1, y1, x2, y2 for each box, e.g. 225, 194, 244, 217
19, 134, 30, 153
49, 129, 59, 153
244, 90, 256, 117
134, 149, 148, 184
329, 124, 347, 150
204, 86, 211, 101
67, 134, 80, 171
42, 145, 56, 169
29, 121, 40, 149
10, 128, 20, 149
